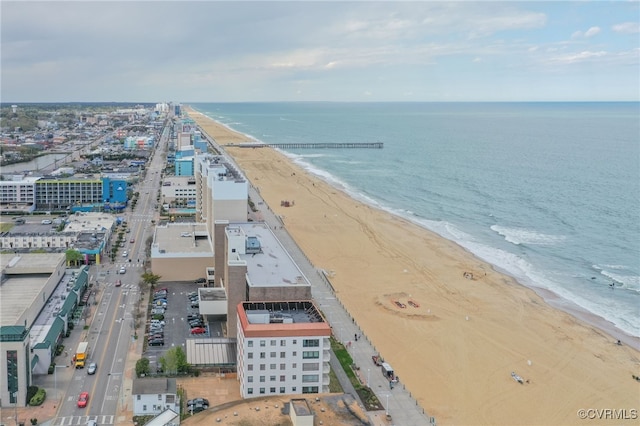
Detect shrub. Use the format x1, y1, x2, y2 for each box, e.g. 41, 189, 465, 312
47, 364, 55, 374
29, 388, 46, 406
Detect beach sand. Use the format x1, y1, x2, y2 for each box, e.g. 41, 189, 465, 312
187, 109, 640, 425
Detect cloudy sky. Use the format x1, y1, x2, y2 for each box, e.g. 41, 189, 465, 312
2, 1, 638, 102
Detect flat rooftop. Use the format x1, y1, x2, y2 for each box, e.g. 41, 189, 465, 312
0, 253, 64, 326
242, 301, 326, 324
153, 223, 212, 257
231, 222, 310, 288
65, 212, 116, 233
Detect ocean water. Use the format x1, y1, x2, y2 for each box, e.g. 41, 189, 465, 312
192, 102, 640, 337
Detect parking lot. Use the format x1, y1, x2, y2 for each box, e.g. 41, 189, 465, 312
143, 281, 223, 371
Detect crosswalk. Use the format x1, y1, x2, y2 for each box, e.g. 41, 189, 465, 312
51, 415, 114, 426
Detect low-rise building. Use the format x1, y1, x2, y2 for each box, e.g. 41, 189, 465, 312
132, 377, 180, 416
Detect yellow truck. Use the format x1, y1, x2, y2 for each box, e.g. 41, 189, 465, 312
75, 342, 89, 368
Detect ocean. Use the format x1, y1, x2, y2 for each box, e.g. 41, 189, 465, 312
192, 102, 640, 338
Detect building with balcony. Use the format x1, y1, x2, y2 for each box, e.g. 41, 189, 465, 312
236, 300, 331, 399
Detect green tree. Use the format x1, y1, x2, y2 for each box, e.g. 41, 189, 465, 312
158, 346, 189, 375
135, 357, 150, 377
65, 249, 84, 266
141, 272, 161, 287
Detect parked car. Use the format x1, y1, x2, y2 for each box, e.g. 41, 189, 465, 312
130, 238, 135, 243
190, 302, 200, 308
87, 362, 97, 375
187, 397, 210, 407
187, 314, 202, 321
190, 327, 206, 334
122, 250, 128, 257
148, 339, 164, 346
194, 277, 206, 284
151, 314, 165, 321
77, 391, 89, 408
148, 333, 164, 340
190, 403, 208, 413
151, 308, 165, 315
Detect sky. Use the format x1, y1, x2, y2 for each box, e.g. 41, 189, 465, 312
1, 1, 639, 102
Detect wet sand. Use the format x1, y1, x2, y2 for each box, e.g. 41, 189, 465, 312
186, 108, 640, 425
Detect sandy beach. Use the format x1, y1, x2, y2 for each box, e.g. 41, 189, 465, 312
187, 108, 640, 425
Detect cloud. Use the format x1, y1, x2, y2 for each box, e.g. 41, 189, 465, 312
612, 22, 640, 34
572, 26, 601, 39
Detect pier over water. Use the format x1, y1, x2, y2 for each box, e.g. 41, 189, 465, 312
227, 142, 383, 149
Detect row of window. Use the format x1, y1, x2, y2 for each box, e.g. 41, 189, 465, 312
247, 338, 320, 348
246, 374, 319, 383
246, 386, 319, 395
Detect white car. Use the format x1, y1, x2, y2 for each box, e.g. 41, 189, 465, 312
119, 267, 126, 274
122, 250, 128, 257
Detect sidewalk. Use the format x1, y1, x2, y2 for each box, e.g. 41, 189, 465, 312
246, 182, 435, 426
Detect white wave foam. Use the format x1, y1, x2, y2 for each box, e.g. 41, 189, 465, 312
491, 225, 566, 246
600, 270, 640, 292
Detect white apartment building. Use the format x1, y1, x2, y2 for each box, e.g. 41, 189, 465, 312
236, 301, 331, 399
194, 154, 248, 241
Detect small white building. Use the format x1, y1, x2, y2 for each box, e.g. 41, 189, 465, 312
132, 378, 179, 416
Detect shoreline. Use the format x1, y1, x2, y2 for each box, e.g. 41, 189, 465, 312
187, 107, 640, 425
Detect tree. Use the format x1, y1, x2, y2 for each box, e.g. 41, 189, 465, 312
135, 357, 150, 377
159, 346, 189, 375
65, 249, 84, 266
141, 272, 161, 287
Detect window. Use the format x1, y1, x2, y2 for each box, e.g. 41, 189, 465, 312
292, 363, 297, 368
143, 405, 147, 411
270, 387, 276, 393
303, 351, 319, 359
260, 364, 266, 371
302, 386, 319, 394
292, 339, 297, 344
137, 395, 141, 400
158, 394, 162, 400
248, 388, 253, 395
292, 375, 297, 380
270, 340, 276, 346
248, 364, 253, 371
270, 364, 276, 370
280, 352, 286, 358
293, 351, 297, 357
260, 376, 265, 382
270, 375, 276, 382
260, 340, 266, 347
280, 387, 286, 393
248, 376, 254, 383
248, 341, 253, 347
280, 375, 285, 382
280, 340, 286, 346
270, 352, 276, 358
260, 388, 265, 394
303, 339, 320, 347
292, 387, 297, 392
260, 352, 266, 359
303, 363, 320, 371
302, 374, 319, 382
248, 353, 253, 359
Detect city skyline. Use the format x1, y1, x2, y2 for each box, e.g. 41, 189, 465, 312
2, 1, 639, 102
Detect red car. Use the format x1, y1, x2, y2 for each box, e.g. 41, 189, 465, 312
190, 327, 206, 334
130, 238, 135, 243
77, 391, 89, 408
115, 280, 122, 287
